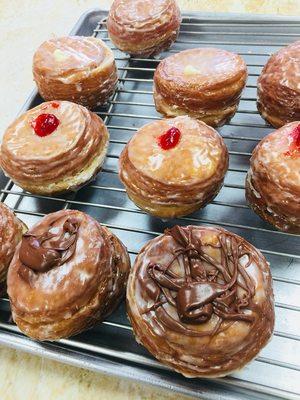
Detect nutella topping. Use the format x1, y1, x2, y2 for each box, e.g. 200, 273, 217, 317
19, 216, 80, 273
143, 226, 256, 336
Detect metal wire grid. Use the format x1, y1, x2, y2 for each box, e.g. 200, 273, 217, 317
0, 13, 299, 400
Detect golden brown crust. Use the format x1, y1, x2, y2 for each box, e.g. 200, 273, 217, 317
245, 122, 300, 233
127, 225, 275, 378
33, 36, 118, 109
154, 48, 248, 127
0, 203, 27, 295
0, 101, 109, 195
107, 0, 181, 57
257, 41, 300, 128
119, 116, 228, 218
7, 210, 130, 341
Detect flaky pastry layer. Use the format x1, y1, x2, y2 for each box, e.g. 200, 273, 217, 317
257, 41, 300, 128
0, 203, 27, 294
127, 225, 274, 377
245, 122, 300, 233
119, 116, 228, 218
7, 210, 130, 340
33, 36, 118, 109
0, 101, 109, 195
107, 0, 181, 57
154, 48, 247, 127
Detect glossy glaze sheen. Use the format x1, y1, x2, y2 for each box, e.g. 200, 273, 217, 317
0, 203, 27, 294
33, 36, 118, 108
246, 121, 300, 233
0, 100, 109, 195
154, 47, 248, 127
127, 225, 274, 378
257, 40, 300, 128
31, 113, 60, 137
107, 0, 181, 57
7, 210, 130, 341
119, 116, 228, 218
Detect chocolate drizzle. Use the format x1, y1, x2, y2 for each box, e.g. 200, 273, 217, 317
143, 226, 256, 337
19, 217, 80, 272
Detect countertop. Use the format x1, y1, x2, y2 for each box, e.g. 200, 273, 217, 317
1, 1, 300, 399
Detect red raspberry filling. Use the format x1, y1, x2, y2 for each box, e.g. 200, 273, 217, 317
30, 113, 60, 137
284, 124, 300, 157
157, 127, 181, 150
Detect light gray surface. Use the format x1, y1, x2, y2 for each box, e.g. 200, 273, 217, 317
0, 9, 299, 400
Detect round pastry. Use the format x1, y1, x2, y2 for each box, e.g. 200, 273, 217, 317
246, 122, 300, 233
7, 209, 130, 341
257, 41, 300, 128
119, 115, 228, 218
33, 36, 118, 109
127, 225, 275, 378
0, 100, 109, 195
0, 203, 27, 295
107, 0, 181, 58
153, 48, 248, 127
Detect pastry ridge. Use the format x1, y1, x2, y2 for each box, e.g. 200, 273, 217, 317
0, 203, 27, 294
0, 101, 109, 195
33, 36, 118, 109
245, 121, 300, 233
154, 48, 248, 127
107, 0, 181, 57
257, 40, 300, 128
7, 210, 130, 340
119, 116, 228, 218
127, 225, 275, 377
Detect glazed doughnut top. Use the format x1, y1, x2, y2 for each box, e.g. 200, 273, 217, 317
127, 116, 226, 185
258, 41, 300, 94
8, 210, 116, 315
251, 122, 300, 192
33, 36, 112, 80
1, 101, 105, 183
129, 225, 274, 375
156, 48, 247, 88
109, 0, 174, 27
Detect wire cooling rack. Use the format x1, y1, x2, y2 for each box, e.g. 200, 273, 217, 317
0, 9, 299, 400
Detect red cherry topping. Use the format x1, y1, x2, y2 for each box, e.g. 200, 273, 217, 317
30, 113, 60, 137
157, 127, 181, 150
41, 102, 60, 110
284, 124, 300, 157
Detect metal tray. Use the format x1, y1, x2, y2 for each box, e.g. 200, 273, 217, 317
0, 9, 299, 400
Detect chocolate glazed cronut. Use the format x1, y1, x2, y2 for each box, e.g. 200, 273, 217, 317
7, 210, 130, 340
127, 225, 275, 378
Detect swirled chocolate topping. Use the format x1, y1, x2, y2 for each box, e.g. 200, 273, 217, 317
19, 217, 80, 272
144, 225, 256, 336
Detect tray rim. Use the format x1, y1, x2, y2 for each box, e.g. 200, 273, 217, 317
1, 7, 300, 400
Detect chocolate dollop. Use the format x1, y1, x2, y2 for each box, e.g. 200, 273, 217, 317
19, 217, 80, 273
